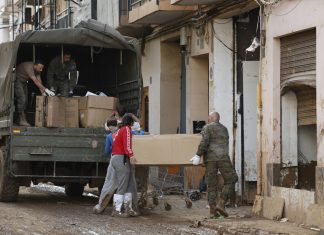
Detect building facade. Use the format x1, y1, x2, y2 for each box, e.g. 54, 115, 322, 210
260, 0, 323, 227
117, 0, 260, 200
3, 1, 322, 226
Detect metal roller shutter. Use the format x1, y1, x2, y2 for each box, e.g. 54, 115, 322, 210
281, 29, 316, 126
280, 29, 316, 83
293, 86, 316, 126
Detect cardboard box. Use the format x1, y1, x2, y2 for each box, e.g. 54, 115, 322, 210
35, 96, 45, 127
35, 96, 65, 128
65, 98, 79, 128
133, 134, 202, 165
79, 108, 113, 128
78, 96, 118, 110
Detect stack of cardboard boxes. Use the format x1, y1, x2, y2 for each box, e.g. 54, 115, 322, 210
35, 96, 118, 128
79, 96, 117, 128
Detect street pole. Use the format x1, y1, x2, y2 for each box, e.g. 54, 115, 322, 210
11, 0, 14, 40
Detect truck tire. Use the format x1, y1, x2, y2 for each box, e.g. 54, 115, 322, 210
65, 183, 84, 197
0, 150, 19, 202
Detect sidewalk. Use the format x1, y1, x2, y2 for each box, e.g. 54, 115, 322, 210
200, 217, 320, 235
150, 195, 321, 235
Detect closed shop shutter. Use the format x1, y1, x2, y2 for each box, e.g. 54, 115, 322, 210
280, 29, 316, 83
294, 86, 316, 126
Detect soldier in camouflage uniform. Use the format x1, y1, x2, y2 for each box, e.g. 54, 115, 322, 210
193, 112, 238, 218
47, 51, 77, 97
15, 60, 55, 126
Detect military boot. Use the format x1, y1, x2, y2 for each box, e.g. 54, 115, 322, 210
17, 112, 30, 127
209, 204, 222, 218
216, 198, 229, 217
93, 193, 113, 214
209, 204, 217, 218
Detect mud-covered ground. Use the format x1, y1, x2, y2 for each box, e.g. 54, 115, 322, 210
0, 184, 217, 235
0, 184, 318, 235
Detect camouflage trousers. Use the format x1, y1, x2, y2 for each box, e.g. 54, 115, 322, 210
51, 79, 70, 97
205, 157, 238, 206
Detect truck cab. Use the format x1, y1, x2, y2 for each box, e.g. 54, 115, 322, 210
0, 20, 142, 201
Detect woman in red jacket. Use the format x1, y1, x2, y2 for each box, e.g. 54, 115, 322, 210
111, 114, 138, 217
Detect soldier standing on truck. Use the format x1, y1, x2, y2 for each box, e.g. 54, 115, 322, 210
15, 60, 55, 126
190, 112, 238, 218
47, 50, 77, 97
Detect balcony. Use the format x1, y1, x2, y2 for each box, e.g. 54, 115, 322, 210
171, 0, 226, 5
128, 0, 195, 25
172, 0, 258, 18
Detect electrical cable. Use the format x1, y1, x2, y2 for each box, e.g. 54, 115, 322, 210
271, 0, 302, 16
211, 21, 246, 60
211, 20, 236, 53
255, 9, 260, 36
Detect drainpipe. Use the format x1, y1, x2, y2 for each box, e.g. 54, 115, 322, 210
232, 17, 242, 198
11, 0, 14, 40
37, 0, 40, 30
68, 0, 71, 28
256, 5, 264, 196
180, 45, 187, 134
33, 0, 36, 30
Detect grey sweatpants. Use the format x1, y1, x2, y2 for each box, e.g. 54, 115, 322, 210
99, 155, 137, 207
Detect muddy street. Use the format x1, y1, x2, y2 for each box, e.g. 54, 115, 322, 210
0, 184, 216, 235
0, 184, 319, 235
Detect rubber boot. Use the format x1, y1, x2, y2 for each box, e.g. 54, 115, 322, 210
18, 112, 30, 127
124, 193, 139, 217
111, 194, 128, 217
216, 198, 229, 217
93, 193, 113, 214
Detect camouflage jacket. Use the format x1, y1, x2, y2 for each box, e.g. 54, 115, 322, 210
47, 56, 77, 90
196, 121, 229, 162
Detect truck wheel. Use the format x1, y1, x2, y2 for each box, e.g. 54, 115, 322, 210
65, 183, 84, 197
0, 150, 19, 202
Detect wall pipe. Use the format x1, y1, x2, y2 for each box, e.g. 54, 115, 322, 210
11, 0, 14, 40
256, 3, 264, 196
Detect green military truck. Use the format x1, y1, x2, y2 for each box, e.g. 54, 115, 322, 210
0, 20, 142, 201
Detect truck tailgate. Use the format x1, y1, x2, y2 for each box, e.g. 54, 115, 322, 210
11, 127, 108, 163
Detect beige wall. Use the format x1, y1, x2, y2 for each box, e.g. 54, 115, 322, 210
160, 42, 181, 134
186, 54, 209, 133
142, 38, 161, 134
